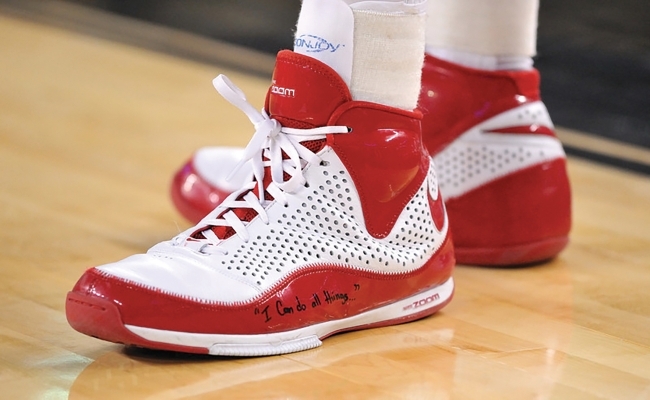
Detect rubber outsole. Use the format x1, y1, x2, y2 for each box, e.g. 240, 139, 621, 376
66, 277, 454, 356
454, 236, 569, 266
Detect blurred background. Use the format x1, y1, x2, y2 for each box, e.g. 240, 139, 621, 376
3, 0, 649, 170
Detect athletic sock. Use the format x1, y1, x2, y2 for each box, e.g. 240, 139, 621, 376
294, 0, 426, 110
424, 0, 539, 71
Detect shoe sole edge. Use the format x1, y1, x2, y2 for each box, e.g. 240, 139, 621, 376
67, 277, 454, 356
455, 236, 569, 266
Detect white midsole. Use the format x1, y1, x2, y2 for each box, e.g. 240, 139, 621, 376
125, 277, 453, 355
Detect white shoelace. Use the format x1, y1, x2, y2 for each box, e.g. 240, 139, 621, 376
187, 75, 349, 253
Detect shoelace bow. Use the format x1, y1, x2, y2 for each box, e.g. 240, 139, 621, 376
181, 75, 349, 254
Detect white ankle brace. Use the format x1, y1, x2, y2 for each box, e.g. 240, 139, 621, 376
294, 0, 425, 111
425, 0, 539, 69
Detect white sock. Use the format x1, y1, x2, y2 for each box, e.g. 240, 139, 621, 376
425, 47, 534, 71
294, 0, 355, 85
294, 0, 426, 110
425, 0, 539, 71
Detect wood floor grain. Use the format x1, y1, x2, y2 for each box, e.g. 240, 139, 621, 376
1, 14, 649, 400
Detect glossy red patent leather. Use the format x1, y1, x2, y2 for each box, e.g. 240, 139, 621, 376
69, 237, 454, 335
420, 55, 571, 265
170, 161, 230, 223
485, 125, 556, 137
447, 158, 571, 265
267, 50, 352, 128
419, 54, 542, 156
268, 52, 430, 239
329, 103, 428, 239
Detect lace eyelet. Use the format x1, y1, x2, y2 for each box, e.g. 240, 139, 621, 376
320, 160, 329, 166
347, 127, 353, 133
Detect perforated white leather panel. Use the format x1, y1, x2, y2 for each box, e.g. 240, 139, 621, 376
218, 149, 446, 288
99, 147, 448, 303
433, 101, 566, 199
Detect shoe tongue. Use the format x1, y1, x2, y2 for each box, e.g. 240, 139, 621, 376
196, 51, 351, 242
267, 50, 352, 128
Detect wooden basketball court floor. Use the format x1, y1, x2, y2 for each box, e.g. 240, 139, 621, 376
1, 12, 650, 400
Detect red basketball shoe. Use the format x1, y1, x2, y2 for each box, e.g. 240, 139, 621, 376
172, 55, 571, 266
420, 55, 571, 265
66, 51, 455, 356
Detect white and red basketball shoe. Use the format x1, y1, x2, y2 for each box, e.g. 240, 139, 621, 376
172, 55, 571, 266
66, 51, 455, 356
420, 55, 571, 265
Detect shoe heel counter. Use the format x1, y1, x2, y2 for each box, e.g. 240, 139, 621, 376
447, 157, 571, 264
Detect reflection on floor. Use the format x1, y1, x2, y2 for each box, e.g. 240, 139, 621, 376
0, 13, 649, 400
